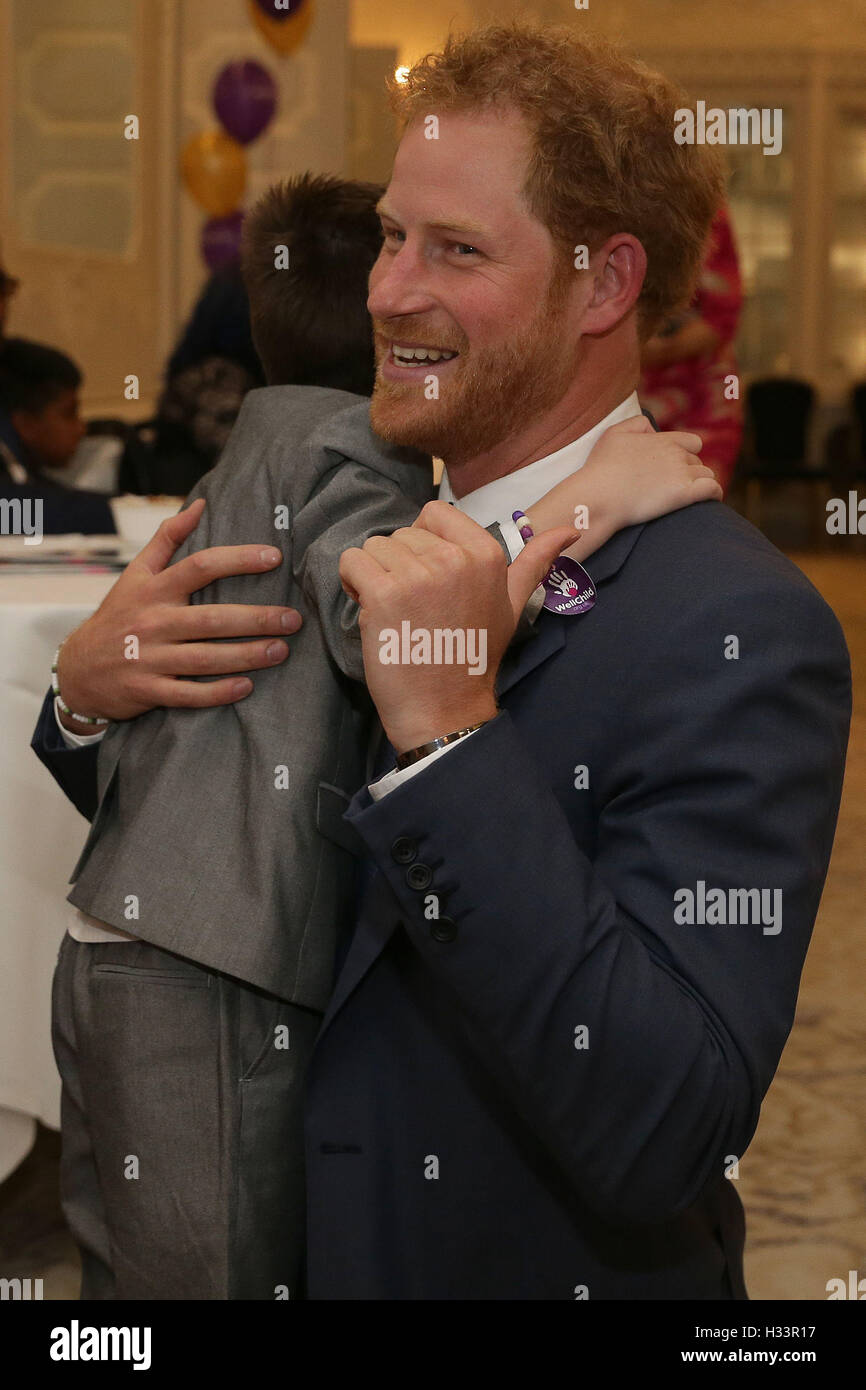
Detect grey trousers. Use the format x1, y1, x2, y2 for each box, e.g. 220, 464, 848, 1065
51, 933, 323, 1300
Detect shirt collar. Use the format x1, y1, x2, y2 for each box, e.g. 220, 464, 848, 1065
437, 391, 641, 527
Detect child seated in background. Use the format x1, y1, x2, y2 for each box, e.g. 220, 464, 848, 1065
37, 172, 718, 1301
0, 339, 115, 534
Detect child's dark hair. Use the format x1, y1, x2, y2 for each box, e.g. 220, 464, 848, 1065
0, 338, 82, 414
241, 173, 384, 396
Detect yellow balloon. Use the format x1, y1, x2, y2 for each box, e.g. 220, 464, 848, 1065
181, 131, 246, 217
248, 0, 314, 56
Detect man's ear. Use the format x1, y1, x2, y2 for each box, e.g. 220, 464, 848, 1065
580, 234, 647, 337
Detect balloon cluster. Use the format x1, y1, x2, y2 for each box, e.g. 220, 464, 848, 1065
180, 0, 314, 269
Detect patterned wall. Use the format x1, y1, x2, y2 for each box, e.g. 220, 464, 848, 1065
0, 0, 170, 415
176, 0, 349, 324
1, 0, 350, 416
11, 0, 137, 257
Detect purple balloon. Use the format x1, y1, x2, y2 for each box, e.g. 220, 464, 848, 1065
201, 211, 245, 270
214, 60, 277, 145
252, 0, 307, 19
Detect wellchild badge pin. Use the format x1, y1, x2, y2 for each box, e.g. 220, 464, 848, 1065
541, 555, 596, 615
512, 510, 596, 616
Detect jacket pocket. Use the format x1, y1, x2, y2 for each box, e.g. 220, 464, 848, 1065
316, 782, 363, 858
90, 963, 210, 987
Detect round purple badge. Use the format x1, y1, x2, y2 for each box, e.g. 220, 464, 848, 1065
512, 510, 596, 617
541, 555, 596, 615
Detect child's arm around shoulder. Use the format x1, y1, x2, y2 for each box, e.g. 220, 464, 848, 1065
293, 457, 524, 683
292, 458, 432, 683
520, 415, 721, 562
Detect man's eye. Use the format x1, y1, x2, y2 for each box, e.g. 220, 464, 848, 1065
452, 243, 479, 256
382, 226, 404, 245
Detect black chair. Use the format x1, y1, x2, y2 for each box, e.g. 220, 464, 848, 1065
820, 382, 866, 495
89, 417, 205, 497
738, 378, 828, 539
84, 416, 158, 496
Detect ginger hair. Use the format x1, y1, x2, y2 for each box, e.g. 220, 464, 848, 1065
387, 24, 725, 335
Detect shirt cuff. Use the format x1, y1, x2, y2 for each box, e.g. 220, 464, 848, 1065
54, 696, 107, 748
369, 727, 481, 801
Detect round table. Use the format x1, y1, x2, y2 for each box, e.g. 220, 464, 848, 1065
0, 571, 116, 1180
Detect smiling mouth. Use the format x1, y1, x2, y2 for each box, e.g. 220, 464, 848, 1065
389, 342, 460, 367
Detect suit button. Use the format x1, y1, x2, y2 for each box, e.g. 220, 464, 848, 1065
406, 862, 433, 890
431, 915, 457, 943
391, 836, 417, 865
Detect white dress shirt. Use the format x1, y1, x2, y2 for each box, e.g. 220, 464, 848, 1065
58, 391, 640, 939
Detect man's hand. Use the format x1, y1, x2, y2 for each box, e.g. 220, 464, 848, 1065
56, 498, 302, 727
339, 501, 576, 755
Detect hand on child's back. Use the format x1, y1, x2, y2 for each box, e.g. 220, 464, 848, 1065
56, 498, 303, 728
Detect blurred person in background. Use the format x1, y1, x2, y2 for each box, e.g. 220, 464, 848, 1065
0, 338, 115, 534
640, 205, 743, 493
0, 263, 19, 338
141, 262, 266, 495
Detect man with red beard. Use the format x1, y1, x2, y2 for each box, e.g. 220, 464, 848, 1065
328, 26, 848, 1299
37, 26, 848, 1299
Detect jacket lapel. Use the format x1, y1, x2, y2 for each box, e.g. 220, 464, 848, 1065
495, 611, 566, 698
496, 521, 645, 698
578, 519, 645, 586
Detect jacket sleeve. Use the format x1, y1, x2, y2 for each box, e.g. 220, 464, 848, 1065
30, 688, 101, 822
344, 580, 851, 1225
291, 460, 425, 683
293, 467, 530, 683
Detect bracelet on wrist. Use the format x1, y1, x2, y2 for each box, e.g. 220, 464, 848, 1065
51, 644, 109, 726
394, 717, 495, 770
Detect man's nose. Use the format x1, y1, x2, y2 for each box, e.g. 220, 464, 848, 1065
367, 244, 435, 322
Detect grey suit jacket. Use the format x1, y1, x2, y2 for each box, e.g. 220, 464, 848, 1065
66, 386, 435, 1009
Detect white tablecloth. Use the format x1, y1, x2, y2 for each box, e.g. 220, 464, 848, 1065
0, 571, 115, 1180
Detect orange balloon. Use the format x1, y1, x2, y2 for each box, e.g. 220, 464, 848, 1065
248, 0, 313, 56
181, 131, 246, 217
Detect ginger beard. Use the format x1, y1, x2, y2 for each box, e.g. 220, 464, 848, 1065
369, 268, 578, 467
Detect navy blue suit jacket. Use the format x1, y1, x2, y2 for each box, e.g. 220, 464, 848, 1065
33, 500, 851, 1299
